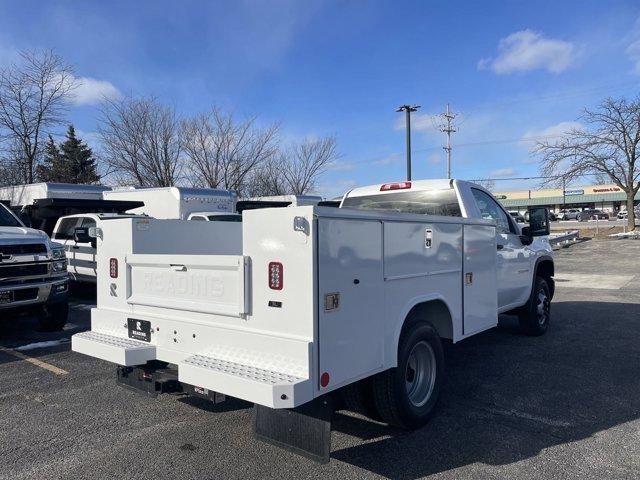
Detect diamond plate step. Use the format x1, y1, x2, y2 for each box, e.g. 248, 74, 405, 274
178, 353, 312, 409
72, 331, 156, 366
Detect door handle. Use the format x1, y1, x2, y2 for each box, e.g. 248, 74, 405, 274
170, 264, 187, 272
496, 244, 504, 250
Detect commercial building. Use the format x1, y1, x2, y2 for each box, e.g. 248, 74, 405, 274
495, 183, 640, 214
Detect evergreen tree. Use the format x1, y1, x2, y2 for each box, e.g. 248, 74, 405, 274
59, 125, 100, 184
35, 135, 67, 182
36, 125, 100, 184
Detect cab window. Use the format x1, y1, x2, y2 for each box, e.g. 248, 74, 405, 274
80, 217, 96, 229
53, 218, 79, 240
471, 188, 514, 234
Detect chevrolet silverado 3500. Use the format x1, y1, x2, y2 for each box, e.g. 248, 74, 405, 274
72, 179, 554, 462
0, 201, 69, 330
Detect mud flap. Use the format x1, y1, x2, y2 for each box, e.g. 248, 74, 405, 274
253, 396, 334, 464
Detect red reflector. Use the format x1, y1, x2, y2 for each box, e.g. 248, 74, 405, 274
320, 372, 330, 388
380, 181, 411, 191
109, 258, 118, 278
268, 262, 283, 290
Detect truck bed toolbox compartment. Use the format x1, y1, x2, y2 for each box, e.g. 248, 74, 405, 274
72, 331, 156, 366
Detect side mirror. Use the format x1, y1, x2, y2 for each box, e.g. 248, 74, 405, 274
73, 227, 92, 244
528, 207, 550, 236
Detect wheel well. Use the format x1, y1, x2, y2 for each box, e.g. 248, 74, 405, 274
405, 300, 453, 340
536, 259, 555, 297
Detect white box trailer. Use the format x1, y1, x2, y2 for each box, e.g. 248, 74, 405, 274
72, 179, 555, 462
0, 182, 110, 207
103, 187, 237, 220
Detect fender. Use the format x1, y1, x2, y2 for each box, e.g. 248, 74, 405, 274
531, 254, 555, 298
388, 293, 457, 367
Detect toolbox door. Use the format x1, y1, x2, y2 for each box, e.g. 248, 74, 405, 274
317, 217, 384, 391
462, 224, 498, 335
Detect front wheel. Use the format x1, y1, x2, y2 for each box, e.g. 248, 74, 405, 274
372, 321, 444, 429
518, 276, 551, 336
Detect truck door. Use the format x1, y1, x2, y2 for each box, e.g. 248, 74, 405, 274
317, 218, 384, 390
470, 189, 531, 310
73, 217, 97, 280
52, 217, 81, 276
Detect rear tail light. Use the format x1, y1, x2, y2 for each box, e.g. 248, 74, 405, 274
110, 258, 118, 278
380, 181, 411, 191
268, 262, 283, 290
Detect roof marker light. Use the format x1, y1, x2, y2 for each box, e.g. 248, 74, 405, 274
380, 181, 412, 191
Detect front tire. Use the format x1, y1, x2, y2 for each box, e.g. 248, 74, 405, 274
372, 320, 444, 429
38, 301, 69, 332
518, 276, 551, 336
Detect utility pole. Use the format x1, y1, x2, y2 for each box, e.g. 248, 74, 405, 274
396, 104, 420, 181
439, 103, 457, 179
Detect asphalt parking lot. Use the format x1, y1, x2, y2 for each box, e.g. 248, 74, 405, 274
1, 239, 640, 480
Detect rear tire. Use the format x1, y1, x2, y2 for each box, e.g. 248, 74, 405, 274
38, 301, 68, 332
340, 378, 382, 421
372, 320, 444, 429
518, 276, 551, 336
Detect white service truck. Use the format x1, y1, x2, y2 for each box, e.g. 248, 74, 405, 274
0, 202, 69, 330
72, 179, 554, 462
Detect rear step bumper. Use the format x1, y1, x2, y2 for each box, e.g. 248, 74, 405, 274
71, 331, 313, 408
72, 331, 156, 366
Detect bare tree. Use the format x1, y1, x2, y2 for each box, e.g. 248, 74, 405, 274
181, 109, 279, 191
247, 136, 339, 196
0, 50, 76, 183
535, 97, 640, 230
98, 96, 183, 187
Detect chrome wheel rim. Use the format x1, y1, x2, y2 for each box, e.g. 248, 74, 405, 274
536, 289, 550, 326
405, 341, 437, 407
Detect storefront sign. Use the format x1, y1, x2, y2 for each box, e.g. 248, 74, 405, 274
592, 187, 621, 193
564, 189, 584, 196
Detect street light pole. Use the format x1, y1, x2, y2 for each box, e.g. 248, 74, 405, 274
396, 104, 420, 181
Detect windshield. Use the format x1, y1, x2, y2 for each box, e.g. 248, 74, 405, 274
341, 188, 462, 216
207, 215, 242, 222
0, 204, 22, 227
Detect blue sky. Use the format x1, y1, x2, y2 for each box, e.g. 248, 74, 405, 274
1, 0, 639, 197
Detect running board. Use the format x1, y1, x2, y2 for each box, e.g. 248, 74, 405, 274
72, 331, 156, 366
253, 396, 334, 464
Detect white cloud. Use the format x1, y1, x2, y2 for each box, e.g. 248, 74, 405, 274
490, 167, 516, 177
71, 76, 121, 106
523, 121, 583, 141
479, 29, 576, 74
625, 18, 640, 74
326, 161, 356, 172
373, 153, 401, 166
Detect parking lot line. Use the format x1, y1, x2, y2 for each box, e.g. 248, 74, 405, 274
0, 346, 68, 375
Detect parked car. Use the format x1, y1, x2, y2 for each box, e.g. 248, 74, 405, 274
509, 211, 526, 223
557, 208, 580, 220
578, 209, 609, 221
617, 210, 628, 219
